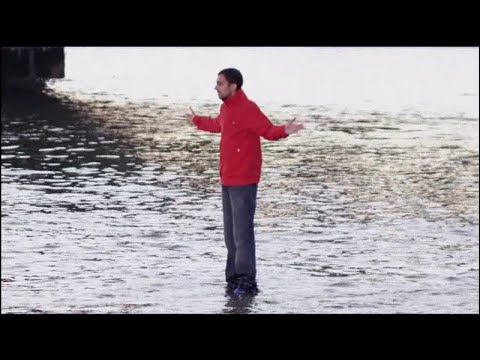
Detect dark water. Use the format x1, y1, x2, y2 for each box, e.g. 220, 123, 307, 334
1, 88, 478, 313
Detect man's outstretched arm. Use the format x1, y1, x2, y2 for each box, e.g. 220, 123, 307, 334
185, 107, 221, 133
248, 103, 304, 140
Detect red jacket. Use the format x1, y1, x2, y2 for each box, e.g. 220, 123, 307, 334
192, 89, 289, 186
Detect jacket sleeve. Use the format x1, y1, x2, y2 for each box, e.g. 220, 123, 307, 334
247, 103, 288, 140
192, 115, 221, 133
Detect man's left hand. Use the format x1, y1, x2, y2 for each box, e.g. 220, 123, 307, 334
285, 117, 304, 135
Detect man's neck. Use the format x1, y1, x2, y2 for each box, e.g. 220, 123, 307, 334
223, 88, 246, 106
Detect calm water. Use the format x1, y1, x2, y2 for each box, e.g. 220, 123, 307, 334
1, 47, 479, 313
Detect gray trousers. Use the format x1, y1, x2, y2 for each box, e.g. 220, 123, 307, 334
222, 183, 258, 284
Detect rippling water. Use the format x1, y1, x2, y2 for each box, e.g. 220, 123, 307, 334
1, 48, 479, 313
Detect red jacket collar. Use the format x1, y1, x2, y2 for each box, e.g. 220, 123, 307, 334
223, 88, 248, 107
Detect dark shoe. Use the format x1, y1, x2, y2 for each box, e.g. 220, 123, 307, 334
226, 275, 240, 293
233, 277, 258, 296
226, 281, 237, 293
233, 285, 258, 296
233, 285, 247, 296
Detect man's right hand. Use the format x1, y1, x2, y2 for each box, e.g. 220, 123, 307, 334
185, 107, 196, 125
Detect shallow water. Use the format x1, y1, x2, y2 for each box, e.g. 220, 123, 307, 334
1, 48, 478, 313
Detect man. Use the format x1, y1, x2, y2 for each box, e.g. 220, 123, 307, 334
185, 68, 304, 296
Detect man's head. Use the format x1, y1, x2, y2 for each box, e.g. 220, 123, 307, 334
215, 68, 243, 100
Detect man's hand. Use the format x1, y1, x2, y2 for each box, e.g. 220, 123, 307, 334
284, 117, 304, 135
185, 107, 196, 125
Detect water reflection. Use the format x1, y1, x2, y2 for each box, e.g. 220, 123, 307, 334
1, 88, 146, 174
223, 292, 257, 314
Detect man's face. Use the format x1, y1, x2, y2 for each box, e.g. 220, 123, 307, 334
215, 74, 237, 100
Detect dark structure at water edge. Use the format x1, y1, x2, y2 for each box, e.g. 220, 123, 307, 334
1, 47, 65, 90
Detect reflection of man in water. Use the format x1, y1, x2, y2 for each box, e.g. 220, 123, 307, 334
186, 68, 304, 296
223, 291, 256, 314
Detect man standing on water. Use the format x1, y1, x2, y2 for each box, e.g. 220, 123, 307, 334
185, 68, 304, 296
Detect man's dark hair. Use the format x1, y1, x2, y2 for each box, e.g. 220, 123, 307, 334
218, 68, 243, 90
